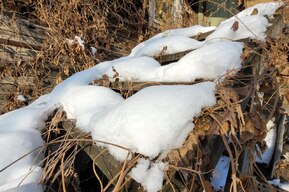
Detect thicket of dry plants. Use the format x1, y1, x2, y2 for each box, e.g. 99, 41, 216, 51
0, 0, 289, 192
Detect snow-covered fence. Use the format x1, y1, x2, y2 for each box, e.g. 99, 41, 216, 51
1, 1, 288, 192
56, 6, 285, 191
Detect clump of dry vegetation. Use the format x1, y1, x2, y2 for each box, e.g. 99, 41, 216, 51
0, 0, 151, 113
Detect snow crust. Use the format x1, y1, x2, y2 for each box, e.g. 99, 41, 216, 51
0, 132, 43, 185
208, 2, 283, 43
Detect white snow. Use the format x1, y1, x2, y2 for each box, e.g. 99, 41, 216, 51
0, 107, 47, 132
129, 25, 215, 58
90, 46, 97, 55
129, 158, 150, 183
206, 15, 270, 42
46, 62, 113, 107
269, 179, 289, 191
149, 25, 216, 39
75, 36, 85, 50
2, 182, 43, 192
157, 41, 243, 82
16, 95, 27, 102
60, 85, 124, 132
66, 36, 85, 50
104, 56, 161, 82
211, 156, 230, 191
0, 167, 42, 192
129, 36, 203, 57
0, 98, 52, 191
256, 120, 277, 164
0, 130, 44, 192
90, 82, 216, 161
222, 2, 284, 25
0, 131, 43, 183
105, 42, 243, 83
129, 158, 167, 192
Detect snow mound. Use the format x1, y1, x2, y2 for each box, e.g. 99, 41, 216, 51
105, 42, 243, 83
222, 2, 284, 25
104, 56, 161, 82
152, 25, 216, 39
90, 82, 216, 161
158, 41, 244, 82
129, 25, 215, 57
0, 107, 48, 132
206, 15, 270, 42
60, 85, 124, 132
0, 131, 43, 191
130, 36, 203, 57
129, 158, 167, 192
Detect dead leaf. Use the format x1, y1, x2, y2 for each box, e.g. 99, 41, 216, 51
235, 104, 245, 126
259, 77, 274, 93
240, 112, 267, 143
63, 66, 69, 76
217, 87, 239, 104
251, 8, 259, 15
235, 85, 251, 97
168, 132, 198, 166
240, 47, 251, 60
283, 90, 289, 104
55, 75, 62, 85
231, 21, 239, 31
281, 66, 289, 76
138, 34, 144, 42
274, 159, 289, 181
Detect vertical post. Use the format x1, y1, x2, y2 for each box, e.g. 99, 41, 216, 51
148, 0, 155, 26
173, 0, 183, 27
